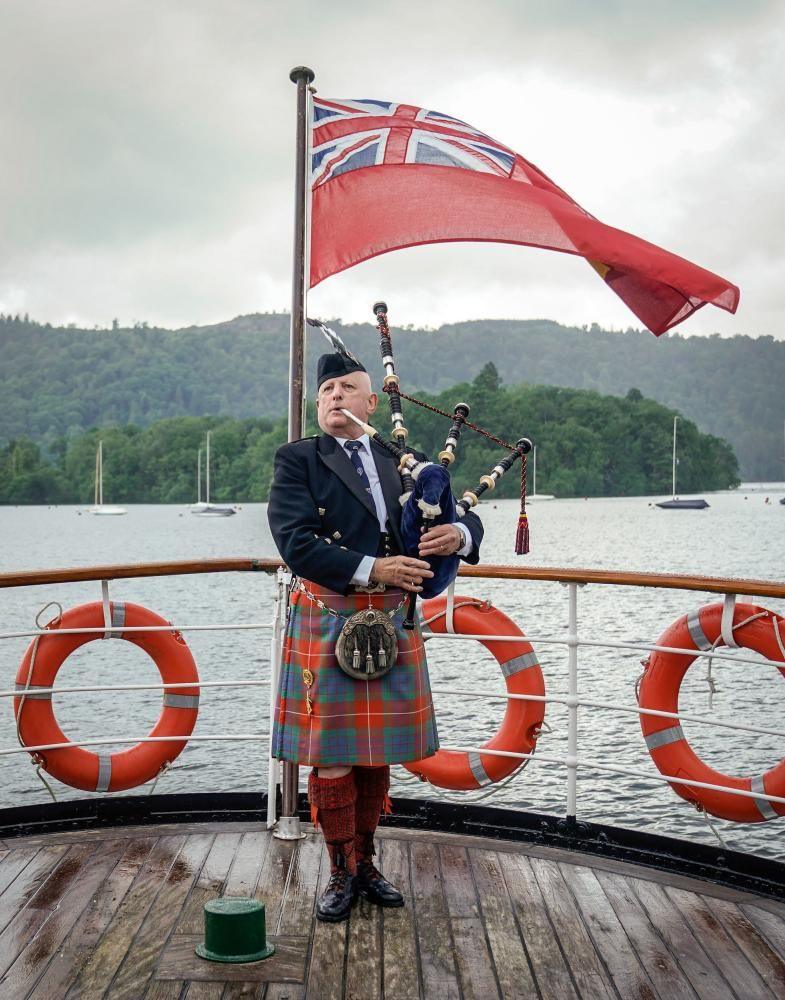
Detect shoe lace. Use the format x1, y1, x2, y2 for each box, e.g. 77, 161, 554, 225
327, 867, 351, 892
359, 860, 382, 880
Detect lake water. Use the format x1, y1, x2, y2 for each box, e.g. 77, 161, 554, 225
1, 489, 785, 859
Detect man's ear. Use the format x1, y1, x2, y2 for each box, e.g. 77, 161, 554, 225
367, 392, 378, 415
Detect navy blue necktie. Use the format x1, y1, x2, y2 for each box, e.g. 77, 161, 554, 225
344, 440, 373, 496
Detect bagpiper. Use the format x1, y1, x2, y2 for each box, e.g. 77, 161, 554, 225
267, 347, 484, 922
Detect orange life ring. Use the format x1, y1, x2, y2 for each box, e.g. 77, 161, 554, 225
404, 595, 545, 790
638, 601, 785, 822
14, 601, 200, 792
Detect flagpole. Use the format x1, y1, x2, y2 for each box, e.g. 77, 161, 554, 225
277, 64, 314, 841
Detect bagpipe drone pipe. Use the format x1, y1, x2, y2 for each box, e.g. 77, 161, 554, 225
309, 305, 532, 630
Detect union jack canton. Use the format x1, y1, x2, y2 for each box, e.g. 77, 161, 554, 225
311, 97, 518, 189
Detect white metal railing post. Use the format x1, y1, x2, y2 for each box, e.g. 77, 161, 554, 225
266, 567, 286, 829
270, 569, 304, 839
565, 582, 579, 823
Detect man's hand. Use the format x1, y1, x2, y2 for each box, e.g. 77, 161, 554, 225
418, 523, 463, 558
370, 556, 434, 592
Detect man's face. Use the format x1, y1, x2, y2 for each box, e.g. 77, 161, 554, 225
316, 372, 378, 437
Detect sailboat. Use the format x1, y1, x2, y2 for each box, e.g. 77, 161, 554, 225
655, 416, 709, 509
190, 431, 236, 517
187, 447, 208, 511
527, 445, 554, 501
86, 441, 127, 515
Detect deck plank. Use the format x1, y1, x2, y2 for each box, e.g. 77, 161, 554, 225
345, 895, 382, 1000
530, 856, 617, 999
410, 840, 460, 999
0, 845, 68, 935
276, 834, 322, 937
704, 895, 785, 1000
156, 933, 307, 983
469, 849, 538, 1000
110, 834, 215, 999
184, 982, 224, 999
631, 877, 736, 1000
264, 984, 306, 1000
558, 861, 657, 999
29, 838, 158, 1000
304, 849, 348, 1000
440, 844, 500, 999
666, 885, 775, 1000
0, 848, 39, 898
1, 841, 127, 999
223, 831, 271, 899
378, 827, 783, 907
741, 904, 785, 963
254, 837, 298, 934
378, 839, 420, 1000
66, 835, 186, 998
222, 982, 265, 998
501, 852, 578, 1000
0, 842, 95, 982
176, 834, 239, 935
145, 980, 184, 998
594, 869, 699, 1000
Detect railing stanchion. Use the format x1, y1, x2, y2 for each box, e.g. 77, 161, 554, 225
273, 571, 305, 840
565, 582, 579, 825
267, 569, 286, 829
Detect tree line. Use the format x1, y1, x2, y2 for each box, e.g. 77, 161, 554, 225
0, 367, 739, 504
0, 311, 781, 479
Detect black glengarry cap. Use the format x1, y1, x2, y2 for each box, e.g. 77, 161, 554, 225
317, 352, 368, 389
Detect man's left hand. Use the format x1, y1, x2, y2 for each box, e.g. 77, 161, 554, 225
419, 523, 463, 558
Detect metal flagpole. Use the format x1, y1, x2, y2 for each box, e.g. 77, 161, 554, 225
276, 65, 314, 841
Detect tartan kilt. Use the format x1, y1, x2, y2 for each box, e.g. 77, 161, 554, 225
271, 580, 439, 766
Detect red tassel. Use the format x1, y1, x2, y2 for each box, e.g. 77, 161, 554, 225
382, 793, 393, 816
515, 513, 530, 555
310, 803, 320, 829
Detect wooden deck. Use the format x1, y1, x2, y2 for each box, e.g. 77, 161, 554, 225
1, 821, 784, 999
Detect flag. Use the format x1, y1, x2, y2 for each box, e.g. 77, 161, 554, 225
309, 98, 739, 336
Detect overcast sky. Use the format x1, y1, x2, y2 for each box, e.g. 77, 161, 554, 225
1, 0, 783, 337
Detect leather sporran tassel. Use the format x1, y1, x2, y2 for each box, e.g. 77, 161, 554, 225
353, 645, 361, 671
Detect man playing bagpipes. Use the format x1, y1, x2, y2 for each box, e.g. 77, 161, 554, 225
267, 344, 484, 923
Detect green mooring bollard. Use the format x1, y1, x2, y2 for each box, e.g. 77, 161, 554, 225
195, 897, 275, 963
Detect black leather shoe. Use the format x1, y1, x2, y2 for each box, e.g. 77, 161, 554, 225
316, 868, 358, 923
357, 861, 405, 907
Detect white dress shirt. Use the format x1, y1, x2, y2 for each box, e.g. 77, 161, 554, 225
331, 433, 472, 586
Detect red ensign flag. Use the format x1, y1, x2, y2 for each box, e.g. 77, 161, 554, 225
309, 98, 739, 335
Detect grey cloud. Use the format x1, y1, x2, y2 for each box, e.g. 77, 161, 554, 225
1, 0, 783, 335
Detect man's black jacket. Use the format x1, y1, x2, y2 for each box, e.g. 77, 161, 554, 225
267, 434, 483, 594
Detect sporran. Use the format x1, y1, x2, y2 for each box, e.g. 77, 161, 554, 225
335, 607, 398, 680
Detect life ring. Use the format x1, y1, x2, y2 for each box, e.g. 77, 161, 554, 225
638, 601, 785, 822
404, 596, 545, 790
14, 601, 200, 792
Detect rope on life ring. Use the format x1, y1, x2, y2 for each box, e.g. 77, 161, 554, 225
14, 601, 200, 793
638, 600, 785, 823
404, 595, 545, 791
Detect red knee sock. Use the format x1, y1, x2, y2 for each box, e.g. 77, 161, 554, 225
308, 770, 357, 874
353, 765, 391, 863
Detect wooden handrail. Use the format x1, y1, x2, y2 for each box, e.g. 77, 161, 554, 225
1, 559, 784, 599
0, 558, 280, 589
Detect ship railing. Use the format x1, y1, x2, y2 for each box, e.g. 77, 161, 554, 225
1, 559, 785, 836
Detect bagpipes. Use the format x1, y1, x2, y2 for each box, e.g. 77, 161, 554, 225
308, 306, 532, 629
